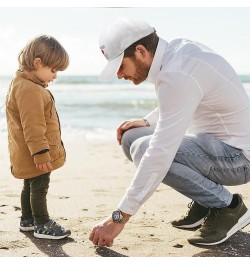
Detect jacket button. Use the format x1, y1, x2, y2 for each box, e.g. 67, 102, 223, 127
53, 139, 56, 143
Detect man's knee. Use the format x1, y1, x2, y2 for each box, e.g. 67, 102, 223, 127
121, 126, 154, 163
130, 136, 151, 167
121, 129, 136, 161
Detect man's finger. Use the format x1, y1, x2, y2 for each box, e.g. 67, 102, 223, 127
89, 229, 95, 241
92, 231, 100, 246
97, 235, 105, 247
105, 239, 113, 247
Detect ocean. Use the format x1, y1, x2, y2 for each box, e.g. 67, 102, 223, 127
0, 76, 157, 141
1, 75, 250, 142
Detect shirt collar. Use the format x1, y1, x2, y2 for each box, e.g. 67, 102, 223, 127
16, 70, 48, 88
147, 38, 167, 84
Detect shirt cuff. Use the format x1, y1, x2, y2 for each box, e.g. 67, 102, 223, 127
118, 195, 140, 216
143, 111, 158, 126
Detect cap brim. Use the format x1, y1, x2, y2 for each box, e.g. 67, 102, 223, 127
98, 53, 124, 82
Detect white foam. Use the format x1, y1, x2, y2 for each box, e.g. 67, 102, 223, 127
61, 127, 116, 142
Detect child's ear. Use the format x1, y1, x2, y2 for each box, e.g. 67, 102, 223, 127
33, 58, 42, 69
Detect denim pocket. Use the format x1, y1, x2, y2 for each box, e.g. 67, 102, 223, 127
208, 165, 247, 186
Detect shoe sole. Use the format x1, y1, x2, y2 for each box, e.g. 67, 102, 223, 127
33, 232, 71, 239
172, 217, 206, 229
20, 226, 34, 232
189, 209, 250, 245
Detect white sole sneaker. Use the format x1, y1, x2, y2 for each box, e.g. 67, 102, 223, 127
20, 226, 34, 232
33, 232, 71, 240
172, 217, 206, 229
192, 209, 250, 245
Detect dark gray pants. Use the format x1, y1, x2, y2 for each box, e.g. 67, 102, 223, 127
21, 172, 50, 224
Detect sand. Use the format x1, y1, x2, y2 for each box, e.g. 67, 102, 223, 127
1, 137, 250, 258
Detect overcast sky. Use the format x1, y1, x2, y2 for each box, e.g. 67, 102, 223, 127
0, 3, 249, 75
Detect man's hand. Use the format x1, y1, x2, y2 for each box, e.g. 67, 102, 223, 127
89, 217, 125, 247
36, 162, 53, 172
117, 119, 148, 145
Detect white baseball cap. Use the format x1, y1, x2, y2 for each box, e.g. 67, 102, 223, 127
99, 17, 155, 82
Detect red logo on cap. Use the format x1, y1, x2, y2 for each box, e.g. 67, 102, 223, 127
100, 46, 109, 59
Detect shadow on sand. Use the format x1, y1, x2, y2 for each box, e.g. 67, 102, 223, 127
22, 232, 75, 257
192, 231, 250, 257
95, 246, 128, 257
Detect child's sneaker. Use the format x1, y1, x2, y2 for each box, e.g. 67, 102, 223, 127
34, 219, 71, 239
19, 217, 34, 231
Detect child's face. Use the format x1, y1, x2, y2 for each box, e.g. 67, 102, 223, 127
34, 65, 58, 85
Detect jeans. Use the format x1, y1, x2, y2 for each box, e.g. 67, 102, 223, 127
121, 126, 250, 208
21, 173, 50, 224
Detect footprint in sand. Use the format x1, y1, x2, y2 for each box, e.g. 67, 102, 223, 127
59, 196, 70, 199
13, 206, 21, 211
96, 204, 107, 208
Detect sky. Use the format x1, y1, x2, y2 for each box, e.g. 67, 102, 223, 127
0, 2, 250, 76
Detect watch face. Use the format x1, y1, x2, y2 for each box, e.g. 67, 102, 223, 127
112, 210, 121, 222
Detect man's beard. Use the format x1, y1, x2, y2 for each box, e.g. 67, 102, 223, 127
131, 58, 150, 85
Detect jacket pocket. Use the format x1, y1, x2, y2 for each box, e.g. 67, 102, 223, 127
47, 133, 65, 162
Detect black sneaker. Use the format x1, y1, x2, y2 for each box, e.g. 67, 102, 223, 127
34, 219, 71, 239
171, 201, 209, 229
20, 217, 34, 232
188, 194, 250, 245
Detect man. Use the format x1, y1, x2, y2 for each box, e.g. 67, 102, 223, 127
89, 17, 250, 247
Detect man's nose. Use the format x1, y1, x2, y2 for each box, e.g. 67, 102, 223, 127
117, 69, 124, 79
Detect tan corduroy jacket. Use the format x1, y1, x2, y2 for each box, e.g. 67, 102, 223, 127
6, 71, 66, 179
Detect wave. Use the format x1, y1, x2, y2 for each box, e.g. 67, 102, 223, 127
1, 74, 250, 85
240, 75, 250, 84
52, 75, 250, 84
59, 100, 157, 109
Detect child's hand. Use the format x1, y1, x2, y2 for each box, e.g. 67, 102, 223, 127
36, 162, 53, 172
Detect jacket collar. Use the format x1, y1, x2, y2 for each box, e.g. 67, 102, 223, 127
16, 70, 48, 88
147, 38, 168, 84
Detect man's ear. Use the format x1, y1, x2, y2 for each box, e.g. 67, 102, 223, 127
33, 58, 42, 70
135, 45, 151, 63
135, 45, 147, 57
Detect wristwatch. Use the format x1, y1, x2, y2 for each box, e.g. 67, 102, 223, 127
112, 210, 129, 224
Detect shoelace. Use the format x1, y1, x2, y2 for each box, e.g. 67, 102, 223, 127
183, 201, 195, 218
50, 221, 63, 231
202, 208, 219, 228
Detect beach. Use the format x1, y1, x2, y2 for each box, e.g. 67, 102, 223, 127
1, 136, 250, 257
1, 77, 250, 257
1, 4, 250, 259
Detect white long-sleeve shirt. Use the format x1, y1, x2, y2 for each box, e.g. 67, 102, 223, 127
118, 38, 250, 215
